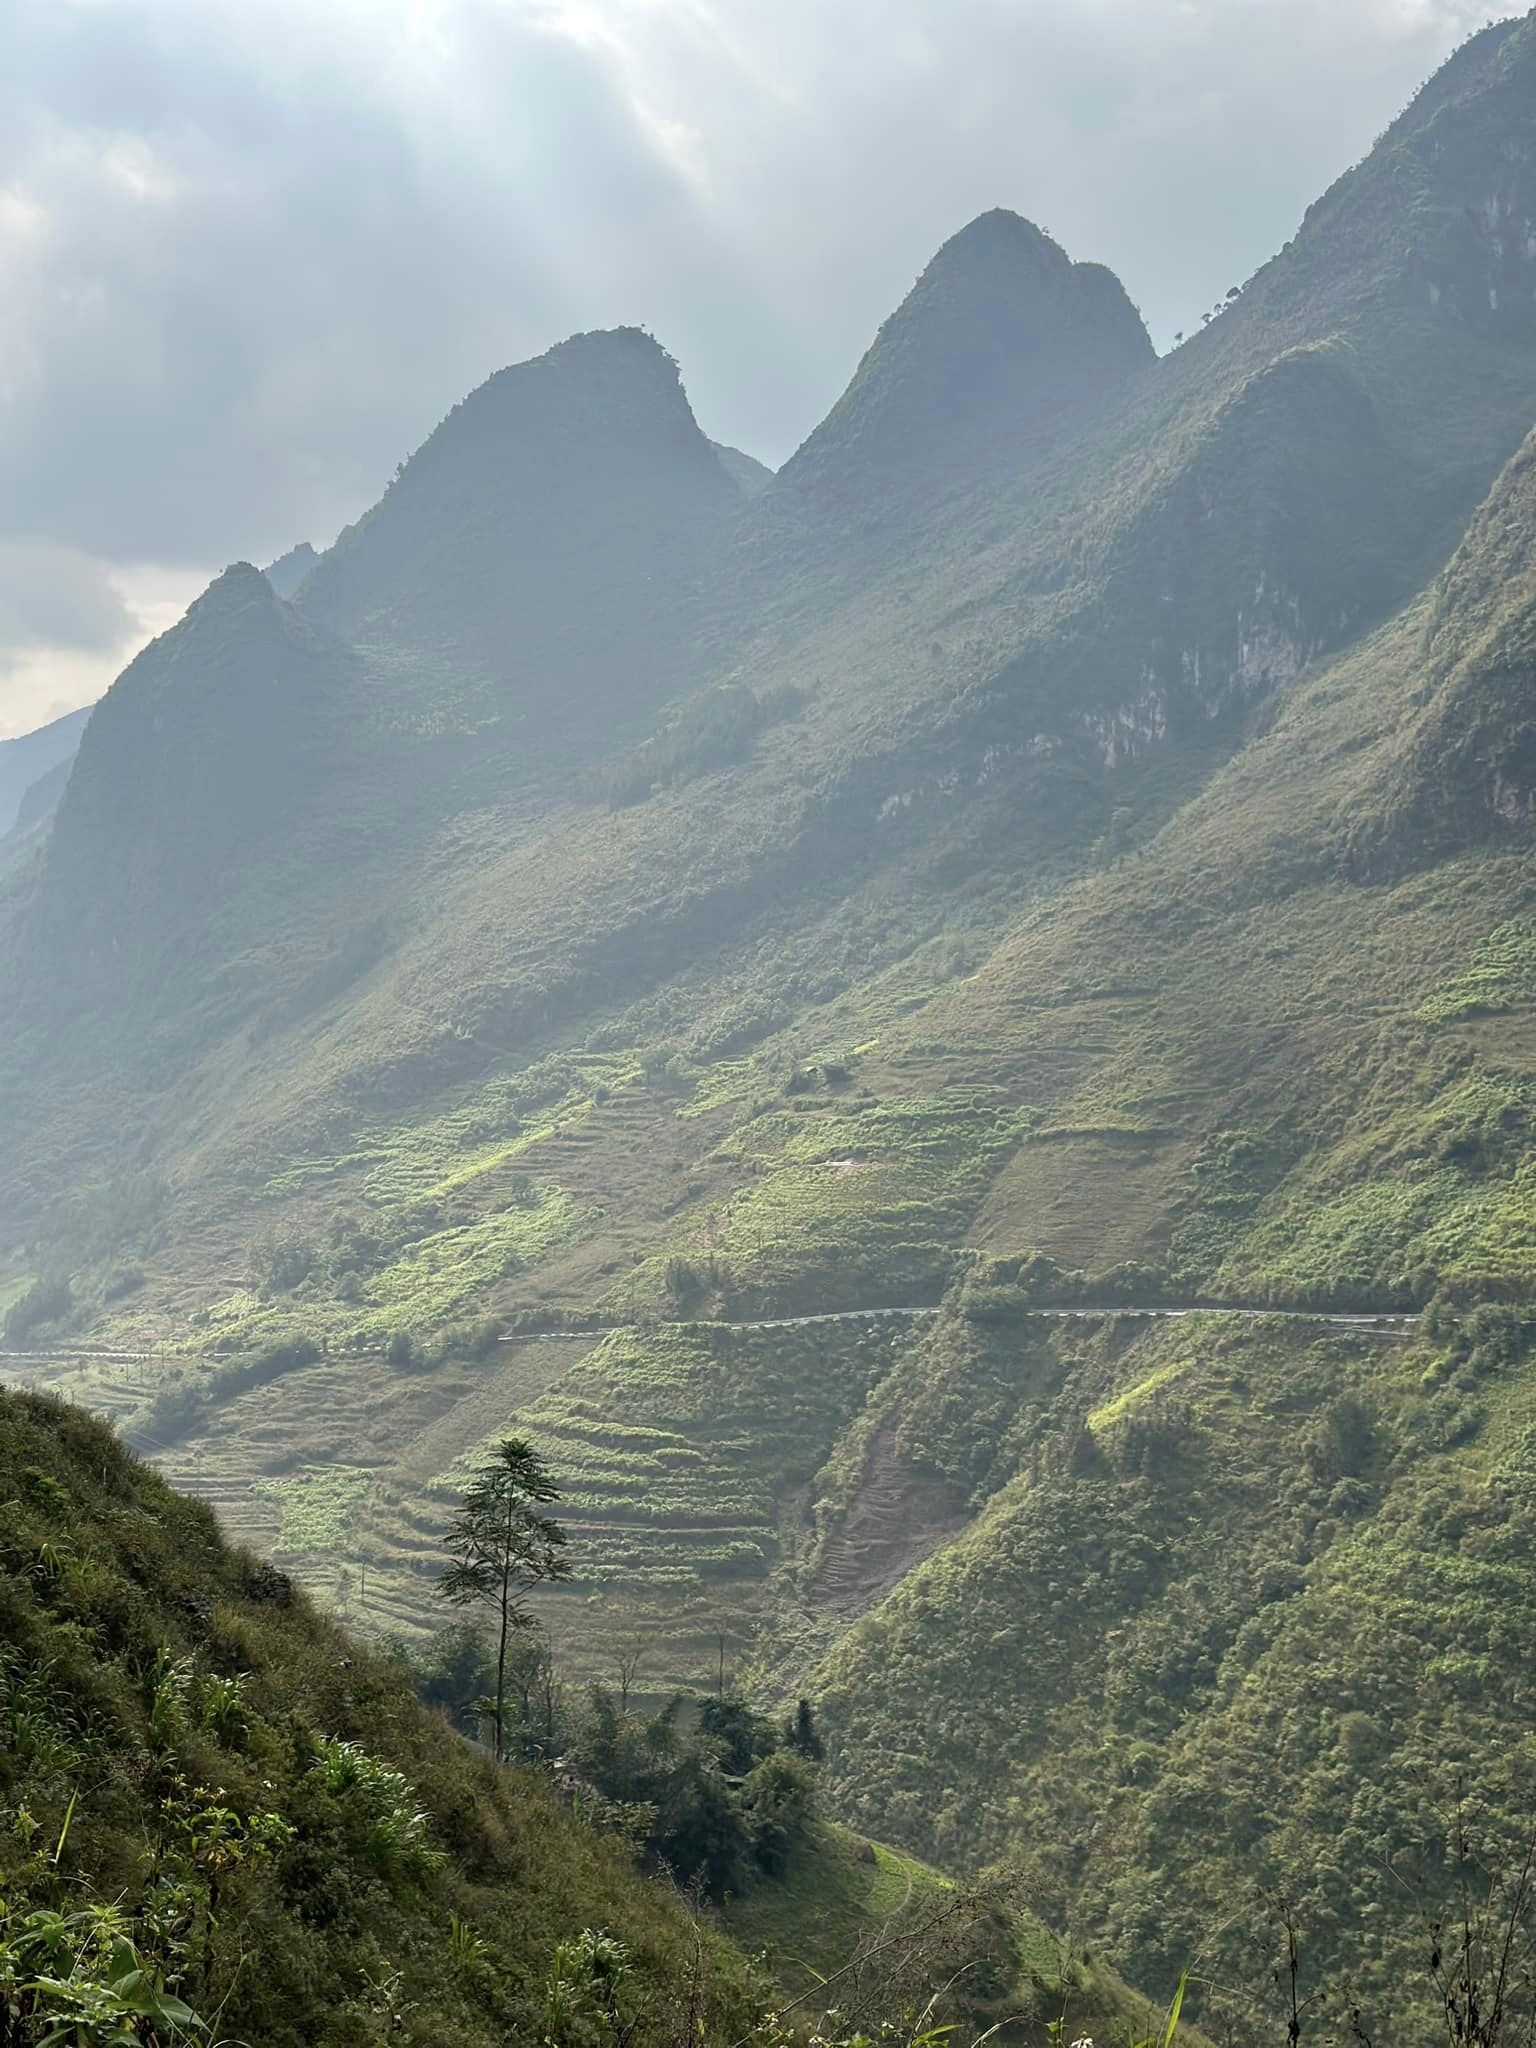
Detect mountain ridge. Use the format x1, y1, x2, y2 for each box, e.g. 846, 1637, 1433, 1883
8, 20, 1536, 2042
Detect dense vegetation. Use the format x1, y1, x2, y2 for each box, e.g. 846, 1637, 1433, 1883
804, 1297, 1536, 2039
0, 1390, 1162, 2047
6, 13, 1536, 2044
0, 1388, 759, 2046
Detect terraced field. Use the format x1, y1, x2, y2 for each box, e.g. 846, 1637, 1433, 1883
0, 1311, 923, 1689
466, 1319, 913, 1691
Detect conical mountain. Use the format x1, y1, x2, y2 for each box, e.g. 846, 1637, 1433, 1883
900, 12, 1536, 748
300, 326, 739, 708
37, 564, 357, 984
774, 211, 1152, 526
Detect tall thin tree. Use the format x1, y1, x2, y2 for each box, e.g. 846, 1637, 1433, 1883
437, 1437, 569, 1763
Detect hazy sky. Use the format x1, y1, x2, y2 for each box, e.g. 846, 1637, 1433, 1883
0, 0, 1513, 739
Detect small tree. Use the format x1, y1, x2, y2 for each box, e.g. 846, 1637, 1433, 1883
437, 1438, 569, 1763
784, 1697, 825, 1762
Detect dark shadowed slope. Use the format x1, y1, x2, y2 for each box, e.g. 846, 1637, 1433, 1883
300, 327, 741, 711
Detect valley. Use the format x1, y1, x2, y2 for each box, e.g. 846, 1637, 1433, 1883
8, 11, 1536, 2040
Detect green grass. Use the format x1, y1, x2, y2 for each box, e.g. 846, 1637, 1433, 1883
1419, 919, 1536, 1019
723, 1817, 1171, 2046
723, 1820, 949, 1994
1087, 1357, 1194, 1433
253, 1464, 375, 1554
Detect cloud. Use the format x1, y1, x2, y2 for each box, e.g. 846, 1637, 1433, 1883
0, 544, 135, 671
0, 0, 1514, 725
0, 553, 205, 738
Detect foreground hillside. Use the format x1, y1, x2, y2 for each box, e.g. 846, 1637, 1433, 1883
0, 1386, 759, 2047
0, 1386, 1178, 2047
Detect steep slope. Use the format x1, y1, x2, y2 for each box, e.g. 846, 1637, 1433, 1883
263, 539, 320, 597
0, 1383, 1187, 2048
10, 756, 72, 838
300, 327, 740, 713
1354, 424, 1536, 866
0, 757, 73, 870
0, 1385, 757, 2047
711, 441, 774, 498
9, 21, 1536, 2044
10, 12, 1536, 1255
809, 1301, 1536, 2043
38, 566, 355, 969
773, 408, 1536, 2038
833, 421, 1536, 1315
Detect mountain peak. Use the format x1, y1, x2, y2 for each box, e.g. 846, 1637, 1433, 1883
776, 210, 1152, 514
189, 560, 274, 615
298, 325, 737, 700
924, 207, 1070, 276
263, 541, 319, 599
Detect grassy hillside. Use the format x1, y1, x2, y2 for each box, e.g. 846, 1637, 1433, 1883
0, 1384, 1192, 2048
0, 1386, 759, 2047
722, 1818, 1173, 2047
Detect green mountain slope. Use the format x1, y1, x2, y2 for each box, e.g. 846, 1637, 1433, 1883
776, 406, 1536, 2036
10, 8, 1536, 1241
7, 14, 1536, 2043
0, 1386, 759, 2047
0, 1385, 1186, 2048
806, 1300, 1536, 2039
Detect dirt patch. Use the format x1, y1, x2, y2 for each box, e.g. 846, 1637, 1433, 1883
811, 1422, 969, 1620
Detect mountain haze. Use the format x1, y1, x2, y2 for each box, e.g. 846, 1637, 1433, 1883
300, 327, 742, 710
0, 703, 89, 838
10, 13, 1536, 2040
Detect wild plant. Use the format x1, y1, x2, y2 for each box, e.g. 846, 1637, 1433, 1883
310, 1737, 438, 1876
194, 1675, 249, 1752
141, 1646, 194, 1755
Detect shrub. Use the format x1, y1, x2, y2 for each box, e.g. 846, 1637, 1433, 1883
310, 1737, 438, 1877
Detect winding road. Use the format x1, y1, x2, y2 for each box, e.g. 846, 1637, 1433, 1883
0, 1298, 1424, 1375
